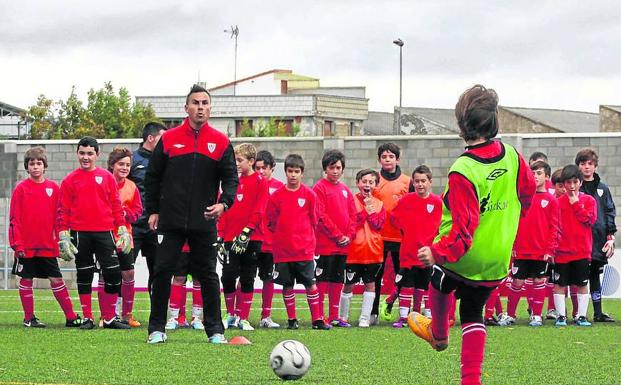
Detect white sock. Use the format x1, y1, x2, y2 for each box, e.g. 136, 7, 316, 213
360, 291, 375, 321
339, 292, 353, 321
577, 293, 590, 317
115, 297, 122, 317
554, 294, 566, 317
169, 307, 180, 319
192, 306, 203, 319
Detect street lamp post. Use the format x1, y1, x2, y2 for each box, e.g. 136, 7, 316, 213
224, 25, 240, 96
393, 38, 404, 135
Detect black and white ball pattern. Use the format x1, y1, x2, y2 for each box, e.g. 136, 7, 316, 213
269, 340, 311, 380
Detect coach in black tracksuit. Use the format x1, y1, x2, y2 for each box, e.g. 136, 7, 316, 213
145, 84, 238, 340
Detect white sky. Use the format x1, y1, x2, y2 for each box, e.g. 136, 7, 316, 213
1, 0, 619, 113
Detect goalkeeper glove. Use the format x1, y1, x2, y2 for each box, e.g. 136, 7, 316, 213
231, 227, 252, 255
58, 230, 78, 261
115, 226, 132, 255
213, 237, 227, 264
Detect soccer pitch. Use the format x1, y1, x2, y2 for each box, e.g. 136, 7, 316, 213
0, 291, 619, 385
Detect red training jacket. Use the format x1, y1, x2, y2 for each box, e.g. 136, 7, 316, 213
556, 193, 597, 263
313, 178, 357, 255
260, 177, 285, 252
513, 191, 559, 260
218, 172, 268, 242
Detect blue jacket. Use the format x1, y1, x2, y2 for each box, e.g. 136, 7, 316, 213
129, 146, 152, 235
580, 173, 617, 262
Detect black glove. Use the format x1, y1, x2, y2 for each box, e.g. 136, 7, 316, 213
231, 227, 252, 255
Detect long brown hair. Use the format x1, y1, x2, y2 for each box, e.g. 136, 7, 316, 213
455, 84, 499, 142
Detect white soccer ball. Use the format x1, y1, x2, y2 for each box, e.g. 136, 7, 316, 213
269, 340, 311, 380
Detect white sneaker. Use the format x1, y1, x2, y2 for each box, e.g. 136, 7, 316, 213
238, 319, 255, 331
223, 314, 239, 330
358, 318, 370, 328
259, 317, 280, 328
190, 317, 205, 330
529, 315, 543, 327
498, 314, 516, 326
165, 317, 179, 330
369, 314, 379, 325
423, 308, 432, 318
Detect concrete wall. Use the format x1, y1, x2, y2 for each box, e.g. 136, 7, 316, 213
498, 107, 561, 133
2, 133, 621, 288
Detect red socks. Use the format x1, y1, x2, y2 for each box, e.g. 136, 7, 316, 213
531, 281, 546, 317
121, 279, 135, 317
169, 283, 186, 316
328, 283, 343, 322
546, 280, 556, 311
238, 291, 254, 320
261, 281, 275, 319
192, 282, 203, 307
461, 323, 487, 385
484, 286, 500, 318
429, 285, 450, 340
399, 287, 414, 318
18, 279, 34, 320
79, 293, 93, 320
316, 282, 328, 319
413, 288, 425, 313
506, 283, 522, 318
224, 290, 236, 315
51, 281, 77, 320
306, 287, 322, 322
283, 288, 297, 320
98, 289, 118, 322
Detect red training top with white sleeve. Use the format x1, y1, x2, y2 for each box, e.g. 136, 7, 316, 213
9, 178, 60, 258
431, 140, 536, 265
218, 172, 268, 242
313, 178, 357, 255
391, 192, 443, 268
260, 177, 285, 252
266, 184, 318, 263
513, 191, 559, 260
556, 193, 597, 263
57, 167, 125, 232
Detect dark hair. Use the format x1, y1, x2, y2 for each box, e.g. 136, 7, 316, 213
356, 168, 380, 183
321, 149, 345, 170
530, 160, 551, 177
412, 164, 432, 180
575, 148, 599, 167
560, 164, 582, 183
107, 147, 133, 172
455, 84, 499, 142
24, 146, 48, 170
77, 136, 99, 153
529, 151, 548, 164
377, 142, 401, 159
551, 168, 563, 184
186, 84, 211, 105
256, 150, 276, 168
142, 122, 167, 143
284, 154, 305, 172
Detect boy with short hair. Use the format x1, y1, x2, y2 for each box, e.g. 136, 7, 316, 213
266, 154, 331, 330
576, 148, 617, 322
57, 136, 132, 330
218, 143, 268, 331
313, 149, 357, 327
500, 161, 559, 327
390, 165, 442, 328
9, 146, 81, 328
553, 164, 597, 327
545, 168, 566, 320
254, 150, 285, 328
373, 142, 412, 323
339, 169, 386, 327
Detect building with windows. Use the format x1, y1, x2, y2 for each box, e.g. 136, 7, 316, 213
0, 101, 27, 138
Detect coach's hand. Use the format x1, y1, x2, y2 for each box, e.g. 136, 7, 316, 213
148, 214, 159, 231
231, 227, 252, 254
417, 246, 435, 267
603, 238, 615, 258
204, 203, 226, 221
58, 230, 78, 261
213, 237, 227, 264
116, 226, 132, 255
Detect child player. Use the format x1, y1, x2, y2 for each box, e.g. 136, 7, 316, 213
165, 242, 204, 330
218, 143, 268, 331
373, 142, 412, 324
266, 154, 331, 330
576, 148, 617, 322
9, 146, 81, 328
390, 165, 442, 328
338, 169, 385, 327
254, 150, 285, 328
314, 150, 357, 327
108, 147, 143, 327
57, 136, 132, 330
553, 164, 597, 327
500, 160, 559, 327
408, 85, 535, 385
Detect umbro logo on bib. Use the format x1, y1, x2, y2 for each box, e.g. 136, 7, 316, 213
95, 176, 103, 184
298, 198, 306, 207
45, 188, 53, 197
208, 143, 216, 153
427, 204, 434, 213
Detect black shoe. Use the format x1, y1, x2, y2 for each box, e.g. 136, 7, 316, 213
79, 318, 96, 330
312, 319, 332, 330
103, 318, 131, 330
23, 316, 46, 328
593, 313, 615, 322
65, 315, 82, 328
287, 319, 299, 330
484, 316, 499, 326
385, 301, 394, 314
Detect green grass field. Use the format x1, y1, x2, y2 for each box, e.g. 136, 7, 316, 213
0, 291, 619, 385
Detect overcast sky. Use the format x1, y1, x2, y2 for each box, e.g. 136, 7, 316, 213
1, 0, 619, 113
